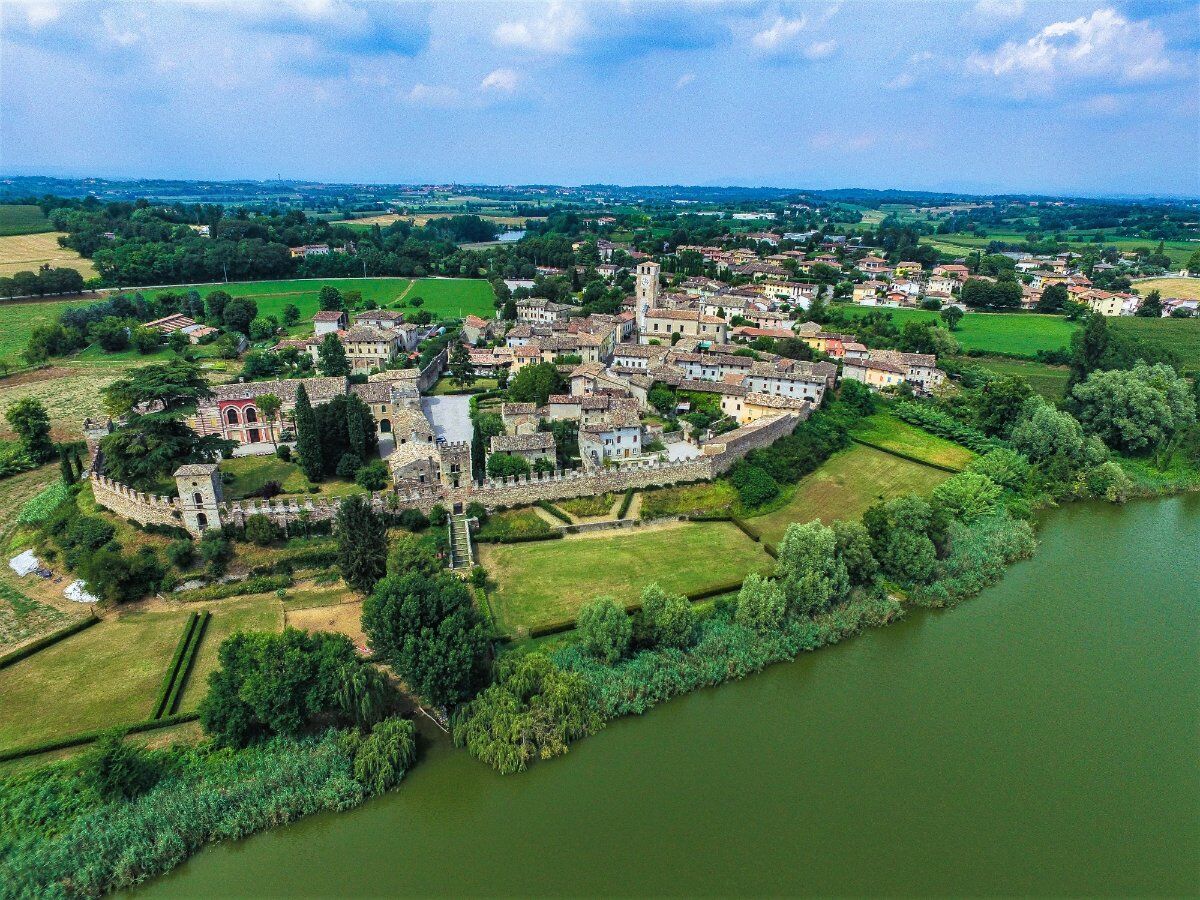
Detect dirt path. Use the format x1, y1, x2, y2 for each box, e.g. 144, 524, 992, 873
531, 505, 567, 527
625, 491, 643, 520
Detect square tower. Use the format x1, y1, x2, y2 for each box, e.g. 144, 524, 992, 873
174, 463, 223, 537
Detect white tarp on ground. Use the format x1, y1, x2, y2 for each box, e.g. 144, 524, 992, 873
9, 550, 39, 577
64, 580, 99, 604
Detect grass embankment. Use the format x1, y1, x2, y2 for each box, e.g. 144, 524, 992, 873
745, 443, 952, 545
835, 305, 1077, 356
972, 356, 1071, 399
478, 520, 773, 636
0, 232, 96, 279
0, 205, 54, 237
220, 455, 363, 501
0, 596, 280, 751
850, 413, 976, 470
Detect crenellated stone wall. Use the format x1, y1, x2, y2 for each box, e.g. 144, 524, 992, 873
218, 486, 444, 529
90, 474, 184, 529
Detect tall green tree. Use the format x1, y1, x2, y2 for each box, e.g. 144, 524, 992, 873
1071, 362, 1197, 455
775, 521, 850, 615
1068, 313, 1108, 387
102, 359, 213, 417
5, 398, 55, 463
449, 341, 476, 388
318, 285, 344, 312
362, 571, 489, 708
863, 495, 938, 586
318, 333, 350, 376
293, 384, 323, 482
1135, 289, 1162, 318
576, 597, 632, 663
336, 495, 389, 594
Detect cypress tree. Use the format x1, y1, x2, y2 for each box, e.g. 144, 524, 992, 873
335, 495, 389, 594
59, 448, 74, 484
294, 384, 324, 482
347, 400, 368, 461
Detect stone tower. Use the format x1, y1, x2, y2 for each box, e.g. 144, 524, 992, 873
635, 260, 661, 341
175, 463, 223, 537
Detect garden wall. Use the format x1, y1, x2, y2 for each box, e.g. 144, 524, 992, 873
89, 475, 183, 529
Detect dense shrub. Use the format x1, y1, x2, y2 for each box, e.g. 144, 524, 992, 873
576, 598, 632, 664
910, 513, 1036, 609
729, 462, 780, 509
891, 400, 1002, 454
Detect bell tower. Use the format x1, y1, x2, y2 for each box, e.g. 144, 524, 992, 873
635, 260, 660, 342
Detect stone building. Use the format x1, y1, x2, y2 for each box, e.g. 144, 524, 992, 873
175, 463, 223, 534
489, 432, 555, 468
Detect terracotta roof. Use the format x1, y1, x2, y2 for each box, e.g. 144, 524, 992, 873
490, 433, 554, 453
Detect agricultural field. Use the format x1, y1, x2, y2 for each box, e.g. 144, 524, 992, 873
0, 204, 53, 237
0, 596, 281, 750
0, 232, 96, 279
1132, 277, 1200, 300
0, 361, 148, 441
139, 276, 495, 325
335, 212, 529, 229
1109, 316, 1200, 375
850, 413, 975, 470
478, 520, 773, 636
835, 305, 1077, 356
746, 443, 952, 545
921, 232, 1199, 267
972, 356, 1070, 399
0, 299, 93, 360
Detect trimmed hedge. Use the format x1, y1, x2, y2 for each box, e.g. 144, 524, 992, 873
617, 488, 635, 519
730, 516, 763, 542
536, 500, 573, 524
849, 437, 966, 474
0, 712, 199, 762
476, 531, 564, 545
152, 612, 199, 719
166, 611, 210, 716
175, 574, 292, 602
0, 615, 98, 670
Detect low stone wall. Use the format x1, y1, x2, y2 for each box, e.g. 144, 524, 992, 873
219, 486, 443, 529
466, 457, 718, 509
416, 349, 447, 392
90, 474, 184, 529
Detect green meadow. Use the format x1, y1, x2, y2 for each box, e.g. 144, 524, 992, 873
836, 306, 1077, 356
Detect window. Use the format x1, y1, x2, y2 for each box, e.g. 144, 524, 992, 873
225, 408, 240, 425
245, 407, 258, 423
193, 492, 203, 505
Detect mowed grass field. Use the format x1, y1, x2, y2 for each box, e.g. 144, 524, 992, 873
0, 204, 54, 237
479, 520, 774, 636
850, 413, 975, 470
835, 305, 1077, 355
0, 232, 96, 279
972, 356, 1071, 399
921, 232, 1200, 267
0, 596, 281, 750
1133, 277, 1200, 300
747, 443, 952, 545
139, 276, 495, 325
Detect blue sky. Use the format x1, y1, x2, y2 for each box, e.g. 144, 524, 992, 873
2, 1, 1197, 196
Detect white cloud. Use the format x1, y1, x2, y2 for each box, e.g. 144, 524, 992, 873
493, 2, 588, 54
884, 72, 916, 90
480, 67, 519, 93
804, 40, 837, 60
973, 0, 1025, 19
675, 71, 696, 89
967, 8, 1178, 95
751, 14, 807, 54
20, 2, 62, 29
406, 83, 462, 107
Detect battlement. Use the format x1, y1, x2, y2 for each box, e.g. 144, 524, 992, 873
90, 472, 184, 529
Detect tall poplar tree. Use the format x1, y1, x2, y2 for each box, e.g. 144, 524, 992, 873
335, 495, 389, 594
294, 384, 323, 482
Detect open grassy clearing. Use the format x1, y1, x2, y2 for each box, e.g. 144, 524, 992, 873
557, 493, 619, 518
850, 413, 975, 470
137, 276, 495, 324
476, 508, 556, 542
219, 455, 364, 500
427, 376, 499, 395
638, 480, 738, 519
0, 232, 96, 279
479, 520, 773, 636
0, 362, 144, 440
972, 356, 1071, 399
835, 305, 1077, 356
0, 595, 281, 750
1133, 277, 1200, 300
920, 232, 1199, 267
1109, 316, 1200, 375
0, 299, 91, 359
285, 597, 366, 648
746, 443, 952, 545
0, 205, 53, 237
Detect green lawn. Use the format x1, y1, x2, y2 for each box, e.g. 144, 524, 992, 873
0, 299, 92, 359
220, 455, 363, 500
478, 521, 773, 636
1110, 316, 1200, 375
138, 277, 496, 324
850, 413, 975, 470
428, 376, 499, 396
0, 205, 53, 237
972, 356, 1071, 399
0, 597, 280, 750
836, 306, 1077, 356
920, 232, 1199, 267
746, 443, 952, 545
639, 480, 738, 519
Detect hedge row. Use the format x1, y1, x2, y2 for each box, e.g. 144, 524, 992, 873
152, 613, 199, 720
890, 400, 1003, 455
0, 712, 199, 763
0, 615, 98, 670
536, 500, 573, 524
475, 531, 564, 545
730, 516, 763, 542
166, 612, 210, 716
616, 488, 635, 519
849, 437, 965, 474
175, 574, 292, 603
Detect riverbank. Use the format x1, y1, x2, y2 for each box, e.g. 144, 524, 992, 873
136, 494, 1200, 897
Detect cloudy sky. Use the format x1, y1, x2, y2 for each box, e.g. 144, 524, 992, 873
1, 0, 1197, 196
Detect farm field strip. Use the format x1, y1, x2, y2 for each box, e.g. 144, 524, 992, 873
0, 232, 96, 279
835, 305, 1077, 355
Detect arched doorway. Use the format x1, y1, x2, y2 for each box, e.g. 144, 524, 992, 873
225, 408, 240, 425
196, 512, 208, 529
379, 418, 392, 433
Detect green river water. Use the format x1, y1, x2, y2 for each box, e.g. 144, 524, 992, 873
141, 496, 1199, 897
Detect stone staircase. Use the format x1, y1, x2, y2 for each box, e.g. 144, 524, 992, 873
447, 514, 474, 570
